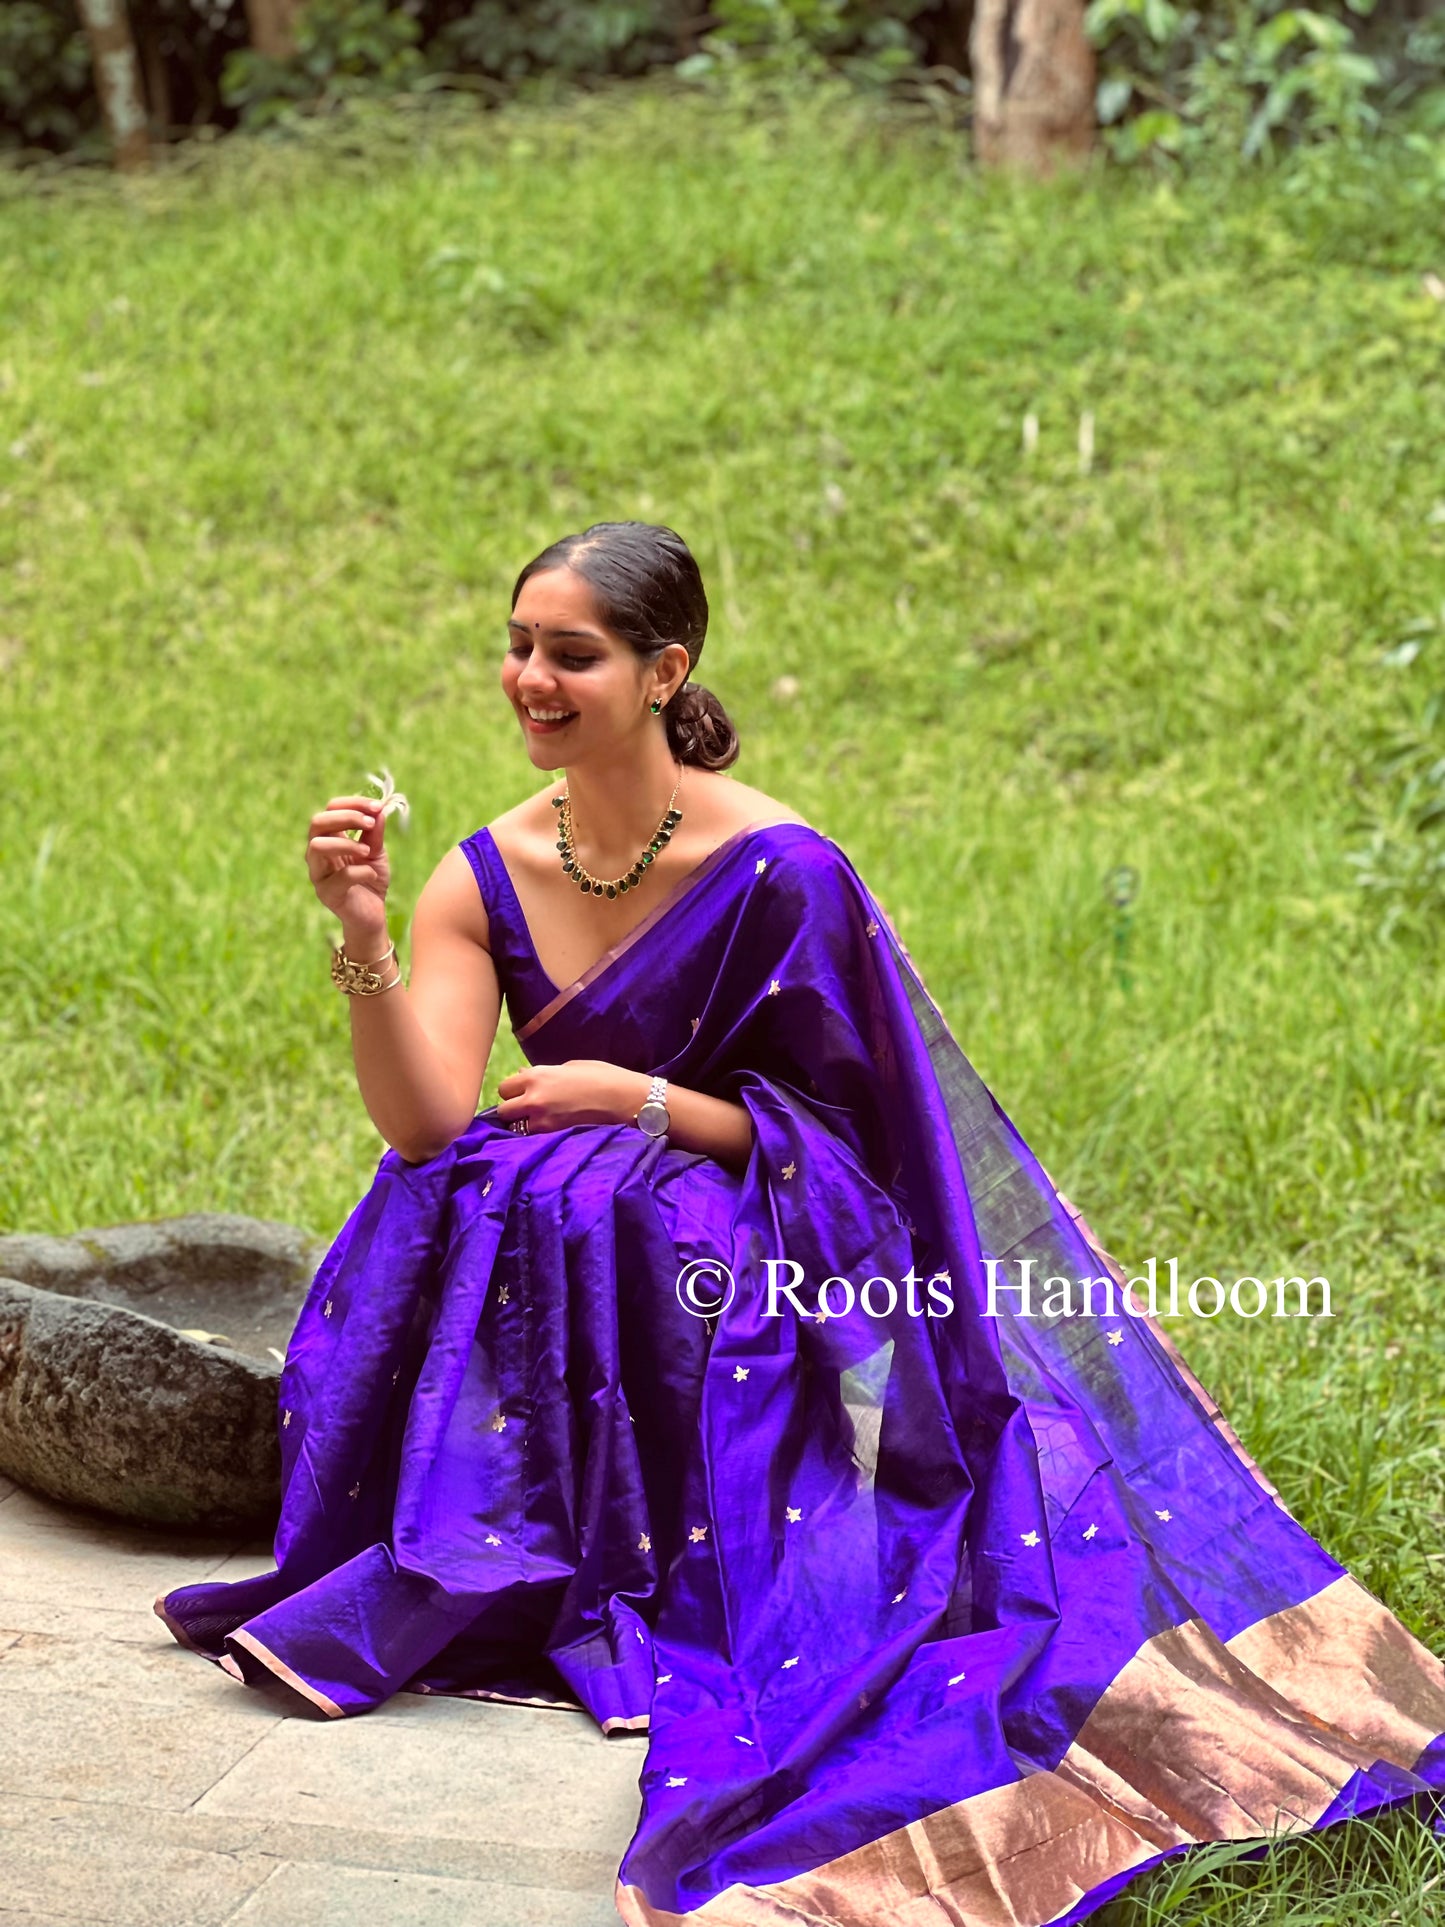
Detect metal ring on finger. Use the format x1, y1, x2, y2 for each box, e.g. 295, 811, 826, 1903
510, 1117, 531, 1135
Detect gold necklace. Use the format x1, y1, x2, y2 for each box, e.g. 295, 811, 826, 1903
552, 779, 683, 899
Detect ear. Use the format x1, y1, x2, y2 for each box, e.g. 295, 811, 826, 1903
660, 641, 691, 701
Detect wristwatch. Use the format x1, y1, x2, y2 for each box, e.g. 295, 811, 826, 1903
634, 1074, 670, 1140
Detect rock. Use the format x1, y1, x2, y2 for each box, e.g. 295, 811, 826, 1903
0, 1213, 326, 1366
0, 1215, 326, 1529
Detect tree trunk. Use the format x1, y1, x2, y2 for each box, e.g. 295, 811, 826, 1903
244, 0, 303, 61
970, 0, 1095, 175
138, 12, 172, 142
75, 0, 150, 171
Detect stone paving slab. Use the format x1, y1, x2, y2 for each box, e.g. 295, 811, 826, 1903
0, 1914, 111, 1925
195, 1694, 646, 1857
0, 1488, 641, 1924
0, 1833, 277, 1927
226, 1861, 622, 1926
0, 1630, 270, 1709
0, 1686, 284, 1810
0, 1796, 624, 1895
0, 1496, 243, 1610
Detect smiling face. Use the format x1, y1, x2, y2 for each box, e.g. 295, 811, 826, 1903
503, 566, 685, 770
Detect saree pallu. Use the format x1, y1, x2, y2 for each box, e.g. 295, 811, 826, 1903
159, 820, 1445, 1925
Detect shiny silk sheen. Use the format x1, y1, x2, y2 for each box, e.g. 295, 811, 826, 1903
160, 821, 1445, 1923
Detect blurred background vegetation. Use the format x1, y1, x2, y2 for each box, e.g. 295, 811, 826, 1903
4, 0, 1444, 168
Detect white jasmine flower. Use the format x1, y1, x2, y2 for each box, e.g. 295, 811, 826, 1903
366, 766, 410, 831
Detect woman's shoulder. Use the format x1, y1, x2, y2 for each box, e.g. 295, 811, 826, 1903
704, 774, 812, 837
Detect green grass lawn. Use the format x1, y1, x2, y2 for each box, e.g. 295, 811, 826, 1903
3, 81, 1444, 1921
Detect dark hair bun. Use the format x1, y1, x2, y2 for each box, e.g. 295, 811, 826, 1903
665, 681, 739, 773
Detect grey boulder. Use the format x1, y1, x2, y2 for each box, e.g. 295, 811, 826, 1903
0, 1214, 326, 1529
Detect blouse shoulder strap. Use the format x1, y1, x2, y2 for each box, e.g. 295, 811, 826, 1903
458, 825, 506, 926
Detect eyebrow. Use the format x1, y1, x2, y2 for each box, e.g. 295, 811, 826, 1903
506, 620, 605, 642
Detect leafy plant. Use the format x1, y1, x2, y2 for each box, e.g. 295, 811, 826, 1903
1085, 0, 1400, 165
429, 1, 679, 86
221, 0, 426, 127
0, 0, 99, 150
675, 0, 930, 90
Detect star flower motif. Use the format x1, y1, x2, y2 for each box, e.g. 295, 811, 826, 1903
781, 1160, 796, 1180
665, 1775, 688, 1788
1106, 1329, 1124, 1346
733, 1366, 750, 1382
865, 919, 879, 937
348, 1482, 361, 1500
490, 1413, 508, 1433
948, 1671, 966, 1686
656, 1673, 672, 1684
892, 1590, 907, 1605
323, 1299, 334, 1319
1021, 1530, 1041, 1548
282, 1410, 293, 1429
858, 1692, 871, 1710
689, 1525, 708, 1543
497, 1284, 510, 1305
781, 1656, 799, 1670
755, 857, 768, 875
1083, 1523, 1099, 1541
638, 1533, 652, 1553
786, 1506, 802, 1524
767, 978, 781, 996
1155, 1508, 1172, 1523
392, 1367, 401, 1384
690, 1016, 700, 1033
736, 1735, 754, 1746
482, 1179, 492, 1197
485, 1533, 501, 1547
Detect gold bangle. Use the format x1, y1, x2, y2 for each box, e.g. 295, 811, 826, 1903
331, 940, 401, 996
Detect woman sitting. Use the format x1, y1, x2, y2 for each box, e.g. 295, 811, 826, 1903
160, 520, 1445, 1927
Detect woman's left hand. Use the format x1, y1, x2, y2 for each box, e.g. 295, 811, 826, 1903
496, 1060, 649, 1135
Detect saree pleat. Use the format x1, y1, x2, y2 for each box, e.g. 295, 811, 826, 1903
158, 821, 1445, 1921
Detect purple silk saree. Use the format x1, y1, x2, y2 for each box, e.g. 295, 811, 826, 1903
159, 819, 1445, 1926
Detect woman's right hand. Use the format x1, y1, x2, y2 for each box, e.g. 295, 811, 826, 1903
306, 794, 390, 942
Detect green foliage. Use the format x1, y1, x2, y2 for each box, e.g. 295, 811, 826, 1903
1086, 0, 1443, 165
430, 1, 681, 86
0, 0, 99, 151
676, 0, 929, 89
222, 0, 425, 126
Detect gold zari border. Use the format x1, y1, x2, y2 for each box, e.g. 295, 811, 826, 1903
617, 1575, 1445, 1927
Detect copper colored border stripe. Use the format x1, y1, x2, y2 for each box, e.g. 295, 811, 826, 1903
615, 1576, 1445, 1926
152, 1593, 210, 1656
229, 1627, 346, 1719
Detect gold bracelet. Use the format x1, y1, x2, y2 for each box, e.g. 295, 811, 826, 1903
330, 939, 402, 996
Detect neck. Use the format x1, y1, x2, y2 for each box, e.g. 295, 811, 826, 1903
560, 732, 684, 871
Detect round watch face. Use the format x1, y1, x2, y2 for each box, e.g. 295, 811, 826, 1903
636, 1100, 670, 1136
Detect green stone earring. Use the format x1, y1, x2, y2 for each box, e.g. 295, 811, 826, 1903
650, 699, 661, 713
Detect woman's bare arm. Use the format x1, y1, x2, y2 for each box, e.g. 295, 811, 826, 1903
494, 1060, 755, 1175
339, 847, 500, 1164
620, 1075, 753, 1175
